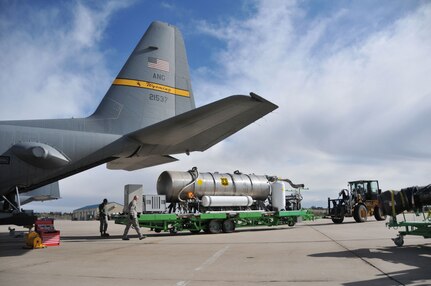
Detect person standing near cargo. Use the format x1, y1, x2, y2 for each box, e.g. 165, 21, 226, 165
122, 195, 145, 240
99, 198, 109, 237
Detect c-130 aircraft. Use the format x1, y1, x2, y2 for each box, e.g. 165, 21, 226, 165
0, 21, 277, 226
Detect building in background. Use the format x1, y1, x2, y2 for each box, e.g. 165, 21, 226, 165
72, 202, 123, 221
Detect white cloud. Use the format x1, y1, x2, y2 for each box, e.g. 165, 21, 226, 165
0, 2, 130, 120
192, 0, 431, 204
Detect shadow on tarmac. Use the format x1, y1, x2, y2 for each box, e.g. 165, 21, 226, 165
0, 232, 32, 257
0, 226, 299, 256
309, 244, 431, 286
305, 220, 359, 226
59, 226, 284, 241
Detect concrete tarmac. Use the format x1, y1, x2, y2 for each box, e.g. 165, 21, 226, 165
0, 216, 429, 286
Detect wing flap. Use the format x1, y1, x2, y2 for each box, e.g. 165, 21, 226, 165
107, 155, 178, 171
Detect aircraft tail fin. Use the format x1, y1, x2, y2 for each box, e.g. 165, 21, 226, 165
91, 21, 195, 134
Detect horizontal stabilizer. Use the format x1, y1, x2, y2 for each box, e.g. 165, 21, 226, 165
107, 155, 178, 171
19, 182, 61, 205
127, 93, 278, 156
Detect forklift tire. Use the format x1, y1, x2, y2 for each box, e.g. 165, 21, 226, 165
353, 204, 367, 223
331, 216, 344, 224
374, 206, 387, 221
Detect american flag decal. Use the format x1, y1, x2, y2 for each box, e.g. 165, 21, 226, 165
148, 57, 170, 72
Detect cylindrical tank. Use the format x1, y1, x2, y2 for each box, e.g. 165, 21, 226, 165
157, 171, 270, 202
271, 181, 286, 211
379, 184, 431, 216
201, 196, 253, 207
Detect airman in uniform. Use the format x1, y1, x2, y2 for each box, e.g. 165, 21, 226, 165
99, 198, 109, 237
122, 195, 145, 240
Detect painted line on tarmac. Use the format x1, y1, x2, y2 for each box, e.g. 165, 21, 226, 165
195, 245, 230, 271
176, 245, 231, 286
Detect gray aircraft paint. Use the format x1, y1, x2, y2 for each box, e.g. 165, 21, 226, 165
0, 21, 277, 205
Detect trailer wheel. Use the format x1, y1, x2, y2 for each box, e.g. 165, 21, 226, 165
154, 229, 162, 233
222, 219, 235, 233
190, 229, 201, 234
353, 204, 367, 223
393, 236, 404, 247
331, 216, 344, 224
208, 220, 222, 234
287, 220, 296, 227
374, 206, 387, 221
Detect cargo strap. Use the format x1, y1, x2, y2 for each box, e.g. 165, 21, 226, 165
400, 190, 406, 209
390, 190, 396, 218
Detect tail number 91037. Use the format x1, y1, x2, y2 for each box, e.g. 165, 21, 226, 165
149, 94, 168, 103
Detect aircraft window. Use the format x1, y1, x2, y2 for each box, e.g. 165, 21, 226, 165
0, 156, 10, 164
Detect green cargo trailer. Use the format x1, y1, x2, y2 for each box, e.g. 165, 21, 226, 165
387, 210, 431, 246
115, 210, 314, 234
116, 167, 313, 235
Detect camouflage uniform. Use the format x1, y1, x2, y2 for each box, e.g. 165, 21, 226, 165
99, 199, 109, 236
122, 198, 144, 240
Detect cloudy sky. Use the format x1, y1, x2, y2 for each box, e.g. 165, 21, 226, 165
1, 0, 430, 212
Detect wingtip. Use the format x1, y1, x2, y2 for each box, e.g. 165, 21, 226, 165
249, 92, 278, 109
249, 92, 261, 99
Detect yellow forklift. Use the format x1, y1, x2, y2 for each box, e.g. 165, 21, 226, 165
328, 180, 386, 224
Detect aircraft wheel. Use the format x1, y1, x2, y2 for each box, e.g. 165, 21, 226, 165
374, 206, 387, 221
353, 204, 367, 223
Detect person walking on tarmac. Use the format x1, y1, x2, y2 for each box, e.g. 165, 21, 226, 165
99, 198, 109, 237
122, 195, 145, 240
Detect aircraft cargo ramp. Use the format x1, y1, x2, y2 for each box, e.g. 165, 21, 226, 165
0, 215, 429, 286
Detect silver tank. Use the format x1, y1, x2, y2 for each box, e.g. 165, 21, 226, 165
157, 171, 270, 202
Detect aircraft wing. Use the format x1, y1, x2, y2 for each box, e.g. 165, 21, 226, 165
128, 93, 277, 156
